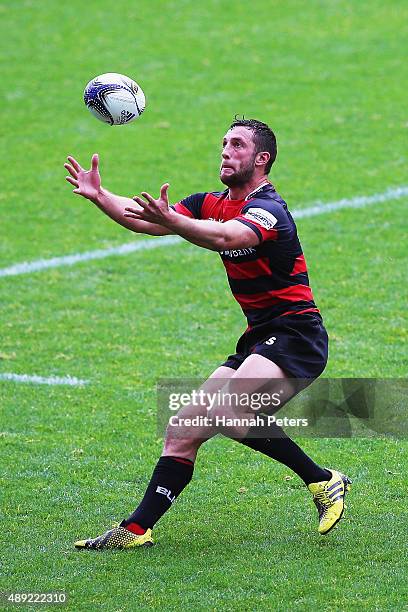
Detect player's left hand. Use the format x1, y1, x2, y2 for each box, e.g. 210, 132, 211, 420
124, 184, 174, 226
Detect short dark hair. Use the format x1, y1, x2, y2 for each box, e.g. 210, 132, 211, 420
229, 117, 277, 174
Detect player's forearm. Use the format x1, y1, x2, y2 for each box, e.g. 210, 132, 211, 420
164, 214, 229, 251
94, 188, 172, 236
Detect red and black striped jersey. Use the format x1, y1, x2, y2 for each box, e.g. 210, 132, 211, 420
174, 183, 320, 326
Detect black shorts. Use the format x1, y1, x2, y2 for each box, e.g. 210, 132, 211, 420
222, 313, 328, 379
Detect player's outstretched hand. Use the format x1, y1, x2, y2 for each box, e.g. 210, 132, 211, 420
64, 154, 101, 202
124, 184, 173, 226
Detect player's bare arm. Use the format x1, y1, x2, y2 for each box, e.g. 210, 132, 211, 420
64, 154, 173, 236
124, 186, 260, 251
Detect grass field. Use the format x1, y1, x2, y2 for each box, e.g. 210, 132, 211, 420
1, 0, 407, 610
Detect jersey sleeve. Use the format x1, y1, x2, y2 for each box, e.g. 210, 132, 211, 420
171, 193, 207, 219
234, 198, 291, 243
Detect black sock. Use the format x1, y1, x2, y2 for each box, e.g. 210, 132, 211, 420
238, 421, 330, 485
121, 456, 194, 530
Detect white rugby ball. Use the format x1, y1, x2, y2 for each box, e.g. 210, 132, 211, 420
83, 73, 146, 126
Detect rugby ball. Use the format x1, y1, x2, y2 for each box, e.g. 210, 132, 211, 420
83, 73, 146, 126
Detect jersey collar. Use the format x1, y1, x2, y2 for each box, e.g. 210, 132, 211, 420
225, 181, 272, 201
244, 181, 272, 200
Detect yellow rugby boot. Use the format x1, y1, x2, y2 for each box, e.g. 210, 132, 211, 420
74, 524, 154, 550
308, 469, 352, 535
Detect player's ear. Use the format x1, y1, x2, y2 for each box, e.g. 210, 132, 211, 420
255, 151, 270, 168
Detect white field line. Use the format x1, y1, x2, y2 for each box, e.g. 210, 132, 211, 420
0, 185, 407, 279
0, 235, 181, 278
0, 372, 88, 386
293, 185, 408, 219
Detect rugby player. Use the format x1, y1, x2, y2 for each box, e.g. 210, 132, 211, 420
64, 118, 351, 550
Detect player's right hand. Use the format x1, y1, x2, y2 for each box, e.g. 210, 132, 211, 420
64, 154, 101, 202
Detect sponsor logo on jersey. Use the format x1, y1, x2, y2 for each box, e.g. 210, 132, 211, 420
244, 208, 278, 230
220, 247, 257, 258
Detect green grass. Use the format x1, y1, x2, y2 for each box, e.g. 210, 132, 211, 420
1, 0, 407, 610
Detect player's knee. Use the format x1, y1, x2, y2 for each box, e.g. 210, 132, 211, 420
163, 432, 203, 457
164, 419, 198, 448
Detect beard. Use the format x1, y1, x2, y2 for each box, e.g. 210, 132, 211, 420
220, 157, 256, 187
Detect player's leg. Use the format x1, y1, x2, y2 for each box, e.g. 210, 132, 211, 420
221, 353, 331, 484
118, 366, 235, 533
225, 353, 351, 534
74, 366, 235, 550
161, 364, 238, 461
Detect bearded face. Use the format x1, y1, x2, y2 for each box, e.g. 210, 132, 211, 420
220, 152, 257, 187
219, 127, 258, 188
